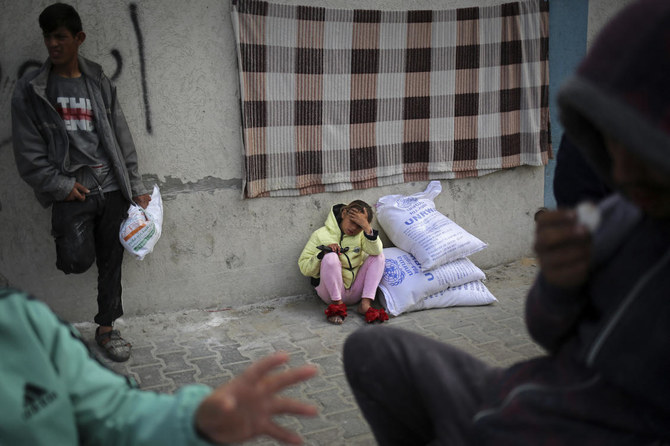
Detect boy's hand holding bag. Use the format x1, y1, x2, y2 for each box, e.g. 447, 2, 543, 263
119, 184, 163, 260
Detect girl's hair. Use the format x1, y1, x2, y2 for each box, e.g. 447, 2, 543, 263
341, 200, 373, 223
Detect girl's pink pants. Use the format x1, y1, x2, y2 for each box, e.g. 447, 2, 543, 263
315, 252, 385, 305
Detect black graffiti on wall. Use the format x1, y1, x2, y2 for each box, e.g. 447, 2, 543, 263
0, 2, 153, 147
110, 49, 123, 81
129, 3, 152, 134
18, 60, 42, 80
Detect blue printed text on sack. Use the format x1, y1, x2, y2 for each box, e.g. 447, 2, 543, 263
404, 207, 436, 225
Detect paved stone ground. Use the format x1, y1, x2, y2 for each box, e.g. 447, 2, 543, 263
75, 258, 545, 446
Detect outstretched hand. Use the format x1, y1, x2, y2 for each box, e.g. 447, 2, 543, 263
534, 209, 592, 289
195, 352, 318, 445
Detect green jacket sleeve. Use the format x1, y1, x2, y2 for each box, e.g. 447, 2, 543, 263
0, 289, 215, 446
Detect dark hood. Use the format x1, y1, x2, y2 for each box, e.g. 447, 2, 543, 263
557, 0, 670, 188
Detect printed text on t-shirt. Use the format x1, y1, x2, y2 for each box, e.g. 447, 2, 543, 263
55, 97, 95, 131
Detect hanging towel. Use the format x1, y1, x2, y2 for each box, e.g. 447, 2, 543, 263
231, 0, 550, 198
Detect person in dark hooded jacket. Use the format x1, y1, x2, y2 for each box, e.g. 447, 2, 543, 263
343, 0, 670, 444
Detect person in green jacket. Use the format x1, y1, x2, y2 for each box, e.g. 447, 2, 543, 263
298, 200, 387, 324
0, 288, 317, 445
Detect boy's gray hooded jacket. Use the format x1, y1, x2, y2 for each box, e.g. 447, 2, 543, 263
11, 56, 148, 207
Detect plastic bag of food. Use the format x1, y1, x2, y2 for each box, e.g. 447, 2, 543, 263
119, 185, 163, 260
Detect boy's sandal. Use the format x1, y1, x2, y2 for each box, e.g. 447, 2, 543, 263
365, 307, 389, 324
325, 303, 347, 322
96, 328, 132, 362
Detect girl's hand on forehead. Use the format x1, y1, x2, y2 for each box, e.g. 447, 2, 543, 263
348, 208, 366, 223
348, 208, 372, 233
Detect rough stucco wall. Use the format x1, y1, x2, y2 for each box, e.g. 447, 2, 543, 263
0, 0, 620, 322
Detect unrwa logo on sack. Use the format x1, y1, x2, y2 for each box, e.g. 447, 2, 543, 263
395, 197, 417, 209
383, 259, 405, 287
404, 207, 437, 225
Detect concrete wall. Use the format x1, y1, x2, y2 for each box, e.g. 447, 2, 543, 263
0, 0, 630, 322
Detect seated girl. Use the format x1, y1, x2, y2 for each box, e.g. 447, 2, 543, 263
298, 200, 388, 324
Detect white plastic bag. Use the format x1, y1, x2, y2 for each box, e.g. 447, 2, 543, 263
379, 247, 486, 316
376, 181, 487, 271
119, 184, 163, 260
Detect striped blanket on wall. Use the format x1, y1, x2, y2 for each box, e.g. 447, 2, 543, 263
231, 0, 550, 198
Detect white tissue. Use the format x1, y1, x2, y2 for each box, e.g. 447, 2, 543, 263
576, 201, 601, 232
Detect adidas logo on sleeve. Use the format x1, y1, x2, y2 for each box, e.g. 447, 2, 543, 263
22, 383, 57, 420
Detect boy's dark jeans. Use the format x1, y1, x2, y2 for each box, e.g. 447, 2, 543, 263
51, 191, 129, 326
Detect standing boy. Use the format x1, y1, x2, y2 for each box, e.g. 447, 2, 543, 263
11, 3, 151, 361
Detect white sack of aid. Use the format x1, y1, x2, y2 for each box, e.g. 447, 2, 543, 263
376, 181, 487, 271
119, 184, 163, 260
375, 181, 496, 316
378, 247, 492, 316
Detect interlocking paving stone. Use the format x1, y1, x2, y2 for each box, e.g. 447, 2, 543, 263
180, 339, 218, 359
309, 387, 356, 415
210, 344, 249, 363
270, 338, 302, 354
295, 337, 334, 358
198, 374, 233, 389
188, 356, 227, 378
326, 410, 372, 438
151, 335, 185, 354
238, 345, 277, 362
309, 355, 344, 378
221, 360, 253, 376
453, 323, 501, 344
302, 428, 344, 446
287, 324, 319, 342
156, 351, 192, 374
298, 414, 341, 435
304, 375, 339, 393
124, 344, 159, 367
130, 364, 170, 388
165, 369, 198, 388
423, 323, 464, 341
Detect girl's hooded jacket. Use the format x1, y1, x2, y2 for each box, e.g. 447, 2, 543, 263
298, 204, 383, 289
0, 288, 213, 446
